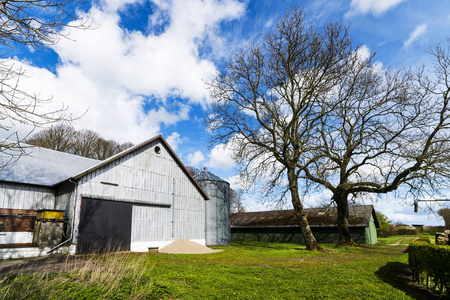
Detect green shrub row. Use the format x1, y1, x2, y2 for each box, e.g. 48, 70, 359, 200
408, 239, 450, 295
417, 233, 430, 243
396, 228, 418, 235
377, 224, 397, 237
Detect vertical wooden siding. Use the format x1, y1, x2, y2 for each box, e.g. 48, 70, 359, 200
73, 140, 205, 246
131, 205, 171, 242
55, 181, 75, 222
0, 183, 54, 210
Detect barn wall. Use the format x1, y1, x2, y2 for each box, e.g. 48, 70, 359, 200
0, 182, 54, 210
0, 183, 55, 246
55, 181, 76, 222
71, 139, 206, 252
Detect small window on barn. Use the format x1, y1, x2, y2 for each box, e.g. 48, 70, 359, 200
155, 146, 161, 154
0, 217, 4, 232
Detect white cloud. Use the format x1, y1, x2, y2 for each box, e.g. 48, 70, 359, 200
187, 151, 205, 167
371, 195, 445, 226
346, 0, 405, 17
207, 143, 235, 171
101, 0, 142, 12
355, 44, 371, 61
165, 132, 182, 152
245, 199, 278, 212
227, 175, 245, 190
1, 0, 246, 144
403, 24, 428, 48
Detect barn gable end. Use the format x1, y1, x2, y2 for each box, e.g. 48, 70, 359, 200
0, 135, 215, 257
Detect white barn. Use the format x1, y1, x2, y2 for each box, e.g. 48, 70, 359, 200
0, 135, 213, 257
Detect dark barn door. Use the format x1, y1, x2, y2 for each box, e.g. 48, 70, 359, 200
77, 198, 132, 254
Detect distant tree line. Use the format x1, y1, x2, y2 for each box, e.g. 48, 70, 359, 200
25, 123, 133, 160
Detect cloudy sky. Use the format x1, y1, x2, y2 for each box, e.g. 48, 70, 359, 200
4, 0, 450, 225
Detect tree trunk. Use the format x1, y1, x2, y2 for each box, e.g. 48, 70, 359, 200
334, 192, 358, 246
287, 169, 322, 251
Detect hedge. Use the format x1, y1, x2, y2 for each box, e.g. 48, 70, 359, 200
396, 228, 418, 235
408, 239, 450, 295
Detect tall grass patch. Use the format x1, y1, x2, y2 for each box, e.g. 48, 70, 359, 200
0, 252, 159, 299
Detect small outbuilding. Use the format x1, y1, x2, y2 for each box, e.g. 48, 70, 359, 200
0, 135, 217, 258
230, 205, 379, 245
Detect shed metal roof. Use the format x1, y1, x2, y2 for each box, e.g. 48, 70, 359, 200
230, 205, 379, 228
0, 145, 99, 187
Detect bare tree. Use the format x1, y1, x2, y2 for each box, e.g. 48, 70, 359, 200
0, 0, 89, 49
186, 165, 201, 177
305, 43, 450, 245
22, 122, 74, 152
230, 188, 246, 213
0, 0, 89, 166
439, 208, 450, 230
207, 6, 450, 248
26, 123, 133, 160
206, 8, 355, 250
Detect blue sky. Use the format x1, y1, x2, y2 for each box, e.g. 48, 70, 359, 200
5, 0, 450, 225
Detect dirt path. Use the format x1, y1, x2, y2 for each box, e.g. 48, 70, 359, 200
389, 237, 418, 245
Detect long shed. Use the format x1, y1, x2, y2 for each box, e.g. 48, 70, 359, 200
0, 135, 211, 257
230, 205, 380, 245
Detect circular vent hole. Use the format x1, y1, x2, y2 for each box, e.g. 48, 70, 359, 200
155, 146, 161, 154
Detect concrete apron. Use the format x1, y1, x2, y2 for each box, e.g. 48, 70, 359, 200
0, 246, 69, 260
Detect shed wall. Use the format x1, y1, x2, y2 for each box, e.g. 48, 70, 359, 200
365, 215, 378, 245
231, 227, 370, 244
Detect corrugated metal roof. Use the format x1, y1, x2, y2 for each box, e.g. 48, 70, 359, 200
194, 168, 228, 183
0, 136, 210, 201
0, 144, 99, 187
230, 205, 379, 228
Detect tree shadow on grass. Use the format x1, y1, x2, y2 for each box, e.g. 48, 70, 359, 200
375, 262, 445, 300
0, 254, 93, 276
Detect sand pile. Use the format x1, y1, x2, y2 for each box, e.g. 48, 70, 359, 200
159, 238, 223, 254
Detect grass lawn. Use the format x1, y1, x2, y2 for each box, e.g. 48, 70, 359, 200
0, 241, 442, 299
377, 236, 419, 245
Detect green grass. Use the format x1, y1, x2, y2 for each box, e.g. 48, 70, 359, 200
377, 235, 418, 245
0, 242, 439, 299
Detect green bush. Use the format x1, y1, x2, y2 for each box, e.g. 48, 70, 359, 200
408, 241, 450, 295
377, 224, 398, 237
417, 233, 431, 244
376, 212, 397, 237
396, 228, 418, 235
